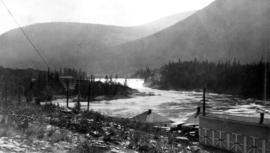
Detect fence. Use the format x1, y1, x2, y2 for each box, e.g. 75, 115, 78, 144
199, 114, 270, 153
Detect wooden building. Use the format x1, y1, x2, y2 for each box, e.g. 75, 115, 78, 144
199, 113, 270, 153
131, 109, 174, 127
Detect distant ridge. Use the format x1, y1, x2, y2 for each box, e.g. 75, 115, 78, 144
0, 12, 193, 73
1, 0, 270, 74
117, 0, 270, 70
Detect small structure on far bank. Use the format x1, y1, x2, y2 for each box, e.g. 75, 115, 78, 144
131, 109, 174, 127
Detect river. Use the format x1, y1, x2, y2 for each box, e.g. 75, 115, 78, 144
52, 78, 270, 124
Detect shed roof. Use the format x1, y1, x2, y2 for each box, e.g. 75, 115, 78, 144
131, 109, 173, 124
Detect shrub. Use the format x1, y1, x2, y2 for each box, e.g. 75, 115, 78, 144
71, 141, 110, 153
50, 129, 71, 143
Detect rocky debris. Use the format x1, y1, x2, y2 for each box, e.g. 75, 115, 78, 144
171, 123, 199, 142
0, 103, 216, 153
175, 136, 189, 145
0, 122, 138, 153
0, 135, 71, 153
132, 91, 156, 97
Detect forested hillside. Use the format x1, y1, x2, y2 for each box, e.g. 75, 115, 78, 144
135, 60, 270, 100
118, 0, 270, 71
0, 67, 131, 104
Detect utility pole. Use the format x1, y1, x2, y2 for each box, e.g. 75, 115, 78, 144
259, 113, 264, 124
77, 76, 81, 106
4, 81, 7, 109
47, 67, 50, 81
2, 80, 8, 124
60, 76, 73, 108
264, 63, 267, 102
264, 53, 268, 104
203, 88, 206, 116
87, 79, 91, 111
66, 80, 69, 108
17, 85, 21, 105
16, 80, 23, 105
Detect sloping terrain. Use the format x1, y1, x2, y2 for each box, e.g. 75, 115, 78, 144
0, 12, 194, 73
1, 0, 269, 74
118, 0, 270, 70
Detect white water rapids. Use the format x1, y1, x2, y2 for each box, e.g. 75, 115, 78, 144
52, 78, 270, 124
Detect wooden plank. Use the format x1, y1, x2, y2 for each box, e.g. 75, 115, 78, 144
206, 113, 270, 126
218, 130, 222, 148
243, 136, 247, 153
212, 130, 215, 146
226, 133, 230, 150
262, 140, 266, 153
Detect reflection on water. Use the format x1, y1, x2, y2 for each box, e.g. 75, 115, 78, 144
53, 79, 270, 124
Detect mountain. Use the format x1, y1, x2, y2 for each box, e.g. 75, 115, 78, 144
139, 11, 194, 33
0, 11, 193, 73
1, 0, 269, 74
117, 0, 270, 71
0, 22, 148, 72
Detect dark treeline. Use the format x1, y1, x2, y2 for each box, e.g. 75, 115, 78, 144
135, 59, 270, 100
78, 78, 131, 101
0, 66, 84, 103
132, 66, 155, 81
0, 66, 130, 104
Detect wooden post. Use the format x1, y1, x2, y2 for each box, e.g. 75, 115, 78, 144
18, 86, 21, 104
199, 128, 202, 143
4, 81, 7, 110
87, 80, 91, 111
226, 133, 230, 150
196, 106, 201, 117
203, 88, 206, 116
77, 78, 81, 105
47, 67, 50, 81
212, 130, 215, 146
264, 58, 267, 104
243, 136, 247, 153
251, 136, 256, 153
204, 128, 208, 144
234, 133, 240, 152
2, 81, 8, 124
1, 84, 3, 101
259, 113, 264, 124
218, 131, 222, 148
66, 80, 69, 108
262, 140, 266, 153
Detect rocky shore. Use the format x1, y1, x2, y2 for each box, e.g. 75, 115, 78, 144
0, 100, 230, 153
0, 101, 195, 152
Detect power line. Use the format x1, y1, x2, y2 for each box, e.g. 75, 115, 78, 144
0, 0, 50, 68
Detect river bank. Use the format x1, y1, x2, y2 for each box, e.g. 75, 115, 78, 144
1, 78, 265, 153
65, 79, 269, 125
1, 78, 269, 153
0, 101, 209, 153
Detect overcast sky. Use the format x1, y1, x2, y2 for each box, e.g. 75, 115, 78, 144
0, 0, 214, 34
